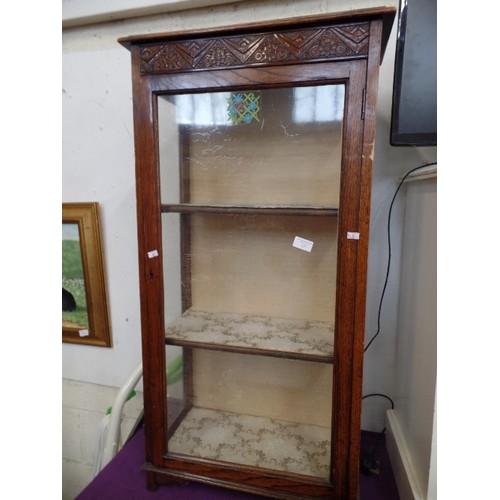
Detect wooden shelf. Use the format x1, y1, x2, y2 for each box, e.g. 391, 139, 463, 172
165, 309, 334, 363
161, 204, 338, 217
168, 407, 331, 479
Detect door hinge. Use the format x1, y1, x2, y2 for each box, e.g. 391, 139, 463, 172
361, 88, 366, 120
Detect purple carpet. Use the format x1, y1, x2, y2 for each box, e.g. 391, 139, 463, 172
77, 428, 399, 499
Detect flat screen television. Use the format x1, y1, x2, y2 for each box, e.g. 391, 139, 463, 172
390, 0, 437, 146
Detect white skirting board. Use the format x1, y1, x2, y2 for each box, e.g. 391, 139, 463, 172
385, 409, 425, 500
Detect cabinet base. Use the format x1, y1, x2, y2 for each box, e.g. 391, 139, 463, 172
143, 462, 339, 499
146, 468, 188, 491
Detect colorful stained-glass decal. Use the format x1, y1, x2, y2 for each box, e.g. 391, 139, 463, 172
227, 92, 260, 124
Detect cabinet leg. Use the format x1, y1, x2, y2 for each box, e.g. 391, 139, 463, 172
146, 471, 158, 491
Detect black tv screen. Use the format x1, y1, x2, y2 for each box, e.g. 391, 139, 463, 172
390, 0, 437, 146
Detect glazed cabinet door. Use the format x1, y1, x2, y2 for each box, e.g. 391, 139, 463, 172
159, 83, 345, 478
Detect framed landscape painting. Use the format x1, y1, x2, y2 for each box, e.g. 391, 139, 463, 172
62, 203, 112, 347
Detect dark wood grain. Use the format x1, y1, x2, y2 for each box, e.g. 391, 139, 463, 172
119, 7, 395, 51
130, 45, 168, 467
138, 22, 370, 75
144, 459, 335, 499
330, 58, 367, 499
148, 60, 355, 94
162, 204, 339, 216
165, 337, 334, 364
345, 19, 385, 497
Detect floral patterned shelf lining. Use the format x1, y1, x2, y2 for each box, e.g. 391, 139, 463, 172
165, 309, 334, 359
168, 407, 331, 479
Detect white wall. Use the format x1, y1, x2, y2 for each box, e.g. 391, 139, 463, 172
62, 38, 143, 388
386, 172, 437, 500
397, 175, 437, 498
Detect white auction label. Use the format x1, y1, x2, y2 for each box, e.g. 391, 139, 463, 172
147, 249, 159, 258
347, 232, 360, 240
79, 329, 90, 337
293, 236, 314, 252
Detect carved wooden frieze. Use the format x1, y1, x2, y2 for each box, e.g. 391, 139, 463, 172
139, 22, 370, 75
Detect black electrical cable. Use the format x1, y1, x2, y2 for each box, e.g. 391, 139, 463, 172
362, 393, 395, 410
360, 393, 396, 475
364, 161, 437, 353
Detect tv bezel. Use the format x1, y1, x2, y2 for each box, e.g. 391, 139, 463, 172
390, 0, 437, 147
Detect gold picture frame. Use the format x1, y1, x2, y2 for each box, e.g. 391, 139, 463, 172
62, 202, 112, 347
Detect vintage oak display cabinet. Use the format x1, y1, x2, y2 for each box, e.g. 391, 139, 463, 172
120, 8, 395, 499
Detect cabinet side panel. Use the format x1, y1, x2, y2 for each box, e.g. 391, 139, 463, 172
346, 19, 384, 498
131, 46, 168, 465
330, 59, 367, 498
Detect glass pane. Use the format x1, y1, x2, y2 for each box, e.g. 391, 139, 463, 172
163, 213, 336, 355
158, 85, 344, 207
163, 211, 336, 476
168, 349, 333, 479
166, 345, 186, 435
161, 212, 187, 434
160, 83, 343, 478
